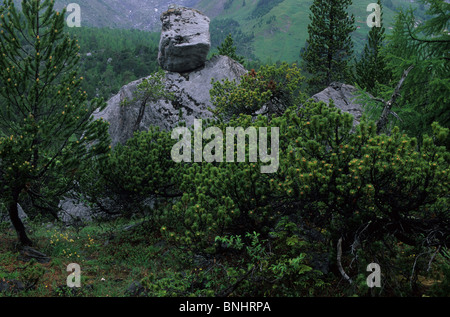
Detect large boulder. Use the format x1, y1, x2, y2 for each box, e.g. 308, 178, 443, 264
158, 6, 211, 73
94, 55, 247, 146
312, 82, 363, 126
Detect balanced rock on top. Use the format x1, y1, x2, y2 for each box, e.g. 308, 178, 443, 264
158, 6, 211, 73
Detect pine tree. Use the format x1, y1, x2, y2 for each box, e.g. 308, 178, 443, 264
354, 0, 391, 96
0, 0, 110, 245
210, 62, 305, 119
215, 33, 245, 65
301, 0, 356, 94
79, 126, 183, 217
120, 69, 174, 133
383, 0, 450, 138
161, 99, 449, 292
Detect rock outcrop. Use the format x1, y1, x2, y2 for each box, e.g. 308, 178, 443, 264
57, 8, 246, 222
312, 82, 363, 126
60, 80, 363, 223
59, 6, 363, 225
94, 55, 247, 146
158, 6, 211, 73
58, 198, 93, 226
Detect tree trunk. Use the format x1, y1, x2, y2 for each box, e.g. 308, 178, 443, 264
8, 194, 33, 246
133, 97, 149, 133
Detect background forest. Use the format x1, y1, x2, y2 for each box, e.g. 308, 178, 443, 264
0, 0, 448, 298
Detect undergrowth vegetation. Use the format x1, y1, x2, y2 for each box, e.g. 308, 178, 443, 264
0, 212, 448, 297
0, 0, 448, 298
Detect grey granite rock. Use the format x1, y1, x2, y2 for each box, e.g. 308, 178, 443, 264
158, 6, 211, 73
312, 82, 363, 126
58, 55, 246, 223
94, 55, 247, 146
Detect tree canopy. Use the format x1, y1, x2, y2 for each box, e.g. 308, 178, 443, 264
0, 0, 110, 245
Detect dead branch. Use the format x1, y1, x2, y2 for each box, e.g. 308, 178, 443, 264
427, 245, 441, 272
337, 237, 353, 285
376, 65, 414, 134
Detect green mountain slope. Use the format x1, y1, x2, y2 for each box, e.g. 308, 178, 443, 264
66, 27, 161, 100
198, 0, 428, 63
9, 0, 428, 65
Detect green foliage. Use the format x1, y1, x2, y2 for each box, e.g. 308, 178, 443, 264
156, 97, 449, 295
66, 26, 160, 100
354, 0, 392, 97
120, 69, 174, 132
210, 62, 306, 119
18, 259, 46, 289
382, 0, 450, 138
0, 0, 110, 245
140, 269, 202, 297
276, 105, 448, 254
79, 126, 183, 217
301, 0, 356, 94
213, 34, 245, 65
133, 69, 172, 102
215, 223, 327, 296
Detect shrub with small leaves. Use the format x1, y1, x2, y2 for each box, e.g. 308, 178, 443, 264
160, 99, 449, 294
80, 126, 184, 217
210, 62, 306, 119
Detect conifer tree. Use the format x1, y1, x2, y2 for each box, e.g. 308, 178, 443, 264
382, 0, 449, 138
301, 0, 356, 94
215, 33, 245, 65
120, 69, 174, 133
79, 126, 183, 217
0, 0, 110, 245
161, 100, 449, 292
210, 62, 305, 119
354, 0, 391, 96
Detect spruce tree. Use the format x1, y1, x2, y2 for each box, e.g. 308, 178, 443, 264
215, 33, 245, 65
354, 0, 391, 96
301, 0, 356, 94
0, 0, 110, 245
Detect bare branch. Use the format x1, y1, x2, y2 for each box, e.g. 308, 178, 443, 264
427, 246, 441, 272
337, 237, 353, 284
376, 65, 414, 134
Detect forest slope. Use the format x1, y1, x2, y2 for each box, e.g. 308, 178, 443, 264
12, 0, 428, 63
